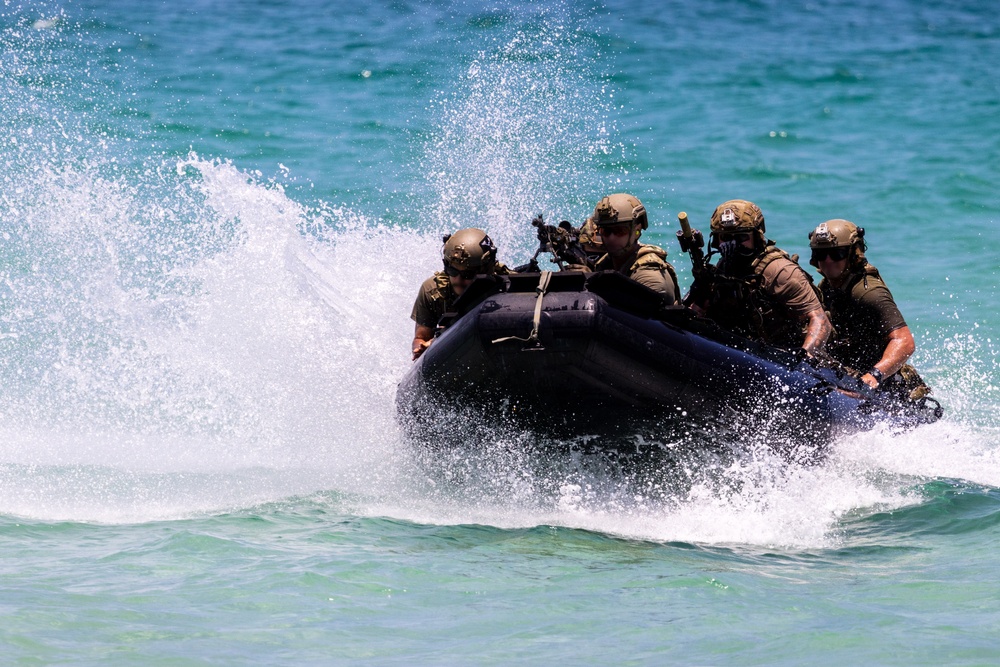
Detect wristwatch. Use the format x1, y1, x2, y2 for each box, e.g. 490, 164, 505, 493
868, 368, 885, 386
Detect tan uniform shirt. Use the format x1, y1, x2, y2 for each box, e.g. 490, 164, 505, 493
760, 256, 824, 319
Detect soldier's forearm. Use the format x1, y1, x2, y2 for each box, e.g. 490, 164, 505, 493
802, 309, 833, 352
874, 326, 916, 377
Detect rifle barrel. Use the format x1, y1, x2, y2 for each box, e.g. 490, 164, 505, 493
678, 211, 693, 239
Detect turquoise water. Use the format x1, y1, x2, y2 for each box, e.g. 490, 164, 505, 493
2, 0, 1000, 663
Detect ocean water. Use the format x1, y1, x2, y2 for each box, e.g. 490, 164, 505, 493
2, 0, 1000, 664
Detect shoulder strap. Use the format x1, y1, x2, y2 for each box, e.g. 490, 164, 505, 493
630, 244, 668, 268
754, 244, 825, 307
751, 243, 791, 276
630, 245, 681, 303
850, 263, 885, 292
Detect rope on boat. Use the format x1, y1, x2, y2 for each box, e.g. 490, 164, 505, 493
490, 270, 552, 347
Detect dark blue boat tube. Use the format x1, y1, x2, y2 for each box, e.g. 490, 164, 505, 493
396, 272, 938, 447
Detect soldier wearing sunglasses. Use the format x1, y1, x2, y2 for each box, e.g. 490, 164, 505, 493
587, 193, 680, 303
410, 228, 510, 360
809, 219, 921, 393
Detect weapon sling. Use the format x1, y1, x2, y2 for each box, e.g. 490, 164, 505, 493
491, 270, 553, 347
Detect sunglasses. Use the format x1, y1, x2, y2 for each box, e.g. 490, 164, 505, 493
597, 222, 633, 238
443, 264, 479, 279
811, 247, 850, 262
719, 232, 753, 244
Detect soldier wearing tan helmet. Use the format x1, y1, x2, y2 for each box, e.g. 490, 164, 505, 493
588, 193, 680, 303
410, 228, 510, 360
809, 219, 922, 394
689, 199, 831, 352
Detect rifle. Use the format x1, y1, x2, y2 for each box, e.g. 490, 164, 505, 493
674, 211, 714, 306
674, 211, 707, 278
517, 214, 593, 272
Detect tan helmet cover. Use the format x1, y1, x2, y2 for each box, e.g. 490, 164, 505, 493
441, 228, 497, 271
808, 219, 867, 268
578, 218, 604, 252
589, 193, 648, 230
808, 219, 861, 249
710, 199, 765, 235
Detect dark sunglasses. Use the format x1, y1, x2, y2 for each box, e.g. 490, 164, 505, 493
443, 263, 478, 279
597, 222, 633, 238
719, 232, 753, 244
811, 247, 850, 262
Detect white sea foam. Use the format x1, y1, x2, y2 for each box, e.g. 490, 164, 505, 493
2, 2, 997, 547
420, 7, 620, 256
0, 152, 434, 521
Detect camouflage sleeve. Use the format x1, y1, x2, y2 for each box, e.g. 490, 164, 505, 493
410, 275, 446, 328
764, 259, 823, 318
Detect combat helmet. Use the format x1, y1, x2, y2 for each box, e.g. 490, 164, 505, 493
589, 193, 648, 231
709, 199, 766, 248
808, 219, 866, 268
441, 228, 497, 274
577, 218, 604, 255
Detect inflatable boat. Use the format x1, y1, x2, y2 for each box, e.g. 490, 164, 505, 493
396, 270, 943, 454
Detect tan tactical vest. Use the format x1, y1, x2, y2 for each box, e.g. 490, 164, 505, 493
596, 244, 682, 303
708, 243, 820, 346
429, 263, 512, 316
629, 245, 682, 304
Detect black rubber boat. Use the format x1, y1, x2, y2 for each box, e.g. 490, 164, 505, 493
396, 270, 943, 454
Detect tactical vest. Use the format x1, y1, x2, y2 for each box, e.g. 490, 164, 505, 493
596, 244, 682, 303
429, 271, 458, 317
820, 263, 881, 306
819, 264, 881, 302
707, 243, 820, 346
819, 264, 888, 370
428, 263, 511, 324
630, 245, 682, 304
820, 264, 931, 400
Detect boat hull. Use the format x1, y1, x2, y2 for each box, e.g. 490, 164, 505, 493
396, 271, 940, 452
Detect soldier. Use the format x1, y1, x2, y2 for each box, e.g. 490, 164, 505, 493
588, 193, 680, 303
410, 228, 508, 360
689, 199, 831, 353
808, 219, 923, 394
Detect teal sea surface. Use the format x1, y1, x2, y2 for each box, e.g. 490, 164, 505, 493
2, 0, 1000, 664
